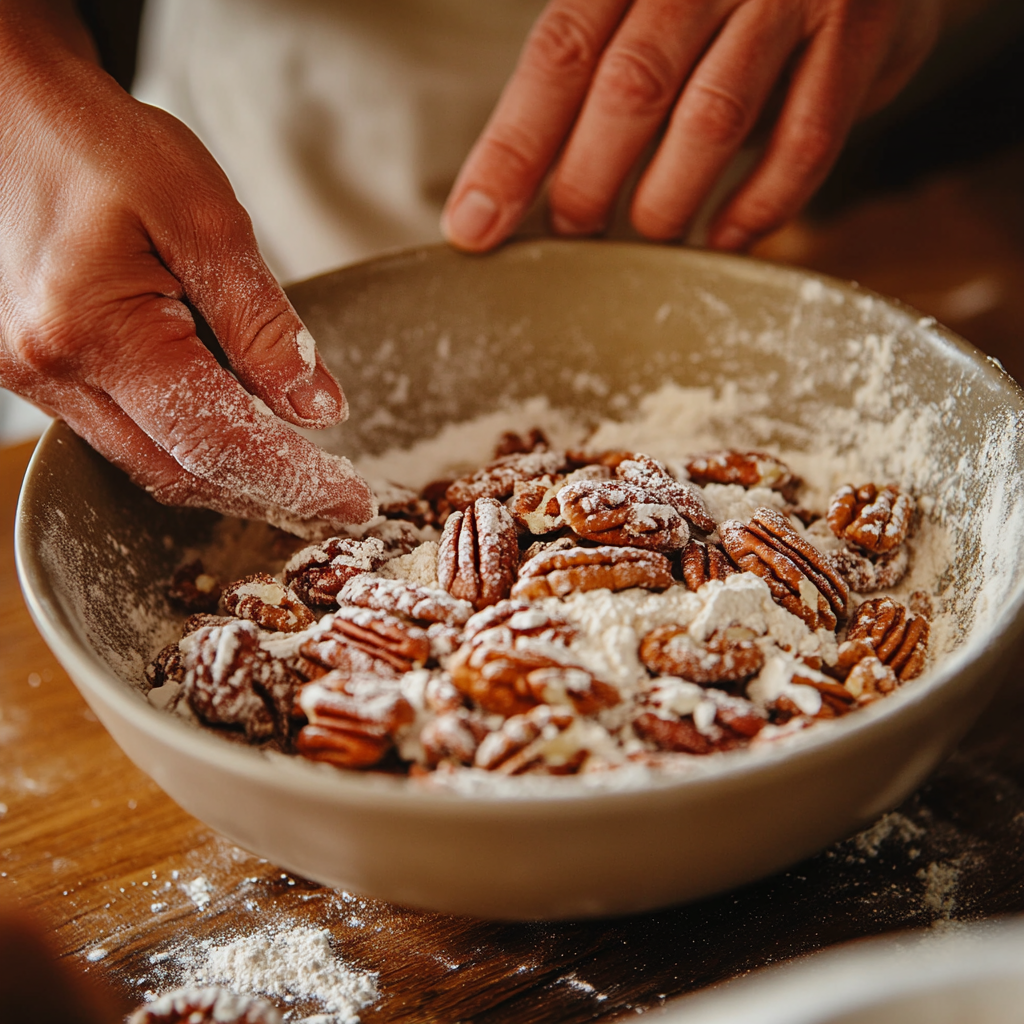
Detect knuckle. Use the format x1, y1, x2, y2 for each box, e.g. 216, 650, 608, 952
548, 177, 607, 229
785, 118, 840, 180
598, 43, 678, 116
481, 124, 547, 187
680, 82, 752, 147
525, 8, 600, 80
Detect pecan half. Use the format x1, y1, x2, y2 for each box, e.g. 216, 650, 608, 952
684, 450, 798, 495
512, 545, 674, 599
557, 479, 689, 551
509, 475, 564, 535
296, 673, 414, 769
633, 684, 765, 754
339, 574, 473, 627
363, 519, 425, 559
284, 536, 387, 606
420, 708, 492, 767
615, 456, 717, 532
437, 496, 519, 609
145, 642, 185, 689
179, 620, 299, 741
419, 478, 455, 526
828, 545, 909, 593
222, 573, 315, 632
309, 606, 431, 674
846, 597, 929, 680
843, 656, 899, 702
473, 704, 579, 773
680, 539, 737, 591
128, 987, 283, 1024
639, 624, 764, 685
463, 599, 577, 646
827, 484, 914, 554
719, 508, 848, 630
167, 560, 221, 613
181, 612, 235, 637
445, 449, 568, 510
494, 427, 549, 457
449, 642, 619, 717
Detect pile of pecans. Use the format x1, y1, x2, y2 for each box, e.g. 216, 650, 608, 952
146, 430, 932, 777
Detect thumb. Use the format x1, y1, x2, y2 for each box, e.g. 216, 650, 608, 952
156, 203, 345, 430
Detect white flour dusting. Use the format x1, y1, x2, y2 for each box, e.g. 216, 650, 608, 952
177, 926, 378, 1024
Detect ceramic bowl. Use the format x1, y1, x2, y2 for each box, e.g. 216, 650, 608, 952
16, 241, 1024, 919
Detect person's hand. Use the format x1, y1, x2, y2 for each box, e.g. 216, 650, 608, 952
0, 2, 374, 529
443, 0, 946, 253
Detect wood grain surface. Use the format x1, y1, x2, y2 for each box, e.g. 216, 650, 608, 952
3, 433, 1024, 1024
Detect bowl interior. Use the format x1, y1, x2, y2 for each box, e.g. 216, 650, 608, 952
17, 240, 1024, 773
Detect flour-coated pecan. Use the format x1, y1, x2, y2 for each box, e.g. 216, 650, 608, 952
616, 456, 717, 532
445, 449, 569, 510
633, 683, 765, 754
827, 484, 914, 554
846, 597, 929, 680
512, 545, 673, 599
463, 599, 577, 646
473, 704, 579, 773
828, 545, 909, 593
339, 574, 473, 627
680, 539, 737, 591
363, 519, 425, 559
557, 479, 689, 551
319, 606, 431, 671
145, 642, 185, 689
419, 478, 455, 526
128, 987, 282, 1024
842, 656, 899, 701
284, 536, 387, 606
449, 641, 619, 717
639, 624, 764, 685
719, 508, 848, 629
181, 612, 235, 637
374, 479, 432, 524
167, 560, 221, 613
509, 475, 564, 534
684, 450, 798, 495
520, 534, 579, 567
420, 708, 492, 767
222, 572, 315, 632
179, 620, 298, 740
437, 496, 519, 609
494, 427, 549, 457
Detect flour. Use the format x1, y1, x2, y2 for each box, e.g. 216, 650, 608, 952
176, 926, 378, 1024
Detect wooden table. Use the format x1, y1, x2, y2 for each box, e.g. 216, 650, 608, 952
3, 438, 1024, 1023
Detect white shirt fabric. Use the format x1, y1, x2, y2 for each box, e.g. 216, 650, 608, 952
133, 0, 550, 283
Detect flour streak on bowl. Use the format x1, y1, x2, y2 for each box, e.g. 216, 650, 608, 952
16, 241, 1024, 918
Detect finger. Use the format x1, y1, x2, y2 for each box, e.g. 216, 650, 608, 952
42, 380, 286, 522
548, 0, 736, 236
629, 0, 802, 240
707, 15, 881, 250
441, 0, 629, 252
87, 296, 375, 525
138, 126, 346, 430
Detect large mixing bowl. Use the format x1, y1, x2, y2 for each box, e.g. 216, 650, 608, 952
16, 241, 1024, 919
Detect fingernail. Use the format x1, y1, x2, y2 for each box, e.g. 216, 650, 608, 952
444, 189, 499, 247
287, 382, 342, 427
294, 325, 317, 373
712, 225, 751, 251
551, 211, 604, 236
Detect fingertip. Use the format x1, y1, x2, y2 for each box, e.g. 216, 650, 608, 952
285, 362, 347, 428
322, 473, 378, 527
708, 223, 752, 251
441, 188, 502, 252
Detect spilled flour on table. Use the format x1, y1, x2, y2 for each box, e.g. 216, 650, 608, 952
170, 926, 378, 1024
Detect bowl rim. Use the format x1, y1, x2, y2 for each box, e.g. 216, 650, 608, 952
16, 240, 1024, 813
